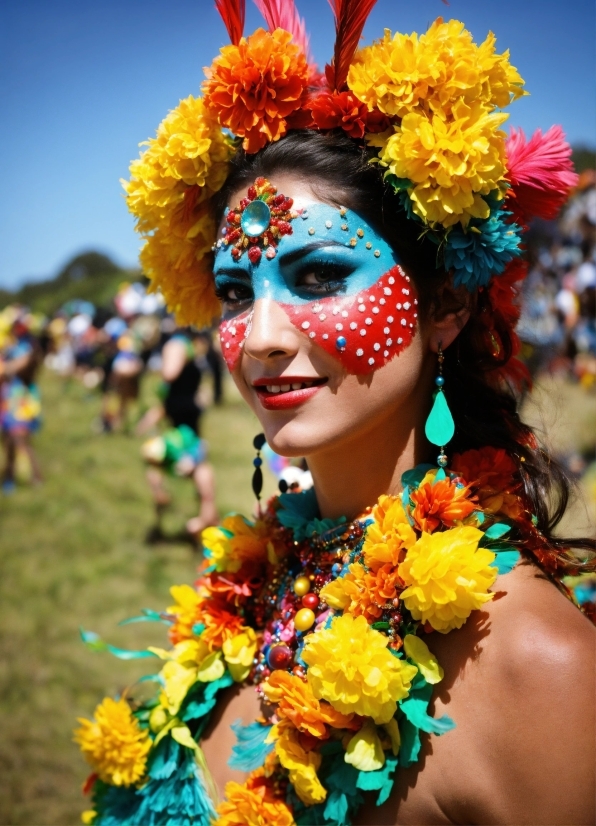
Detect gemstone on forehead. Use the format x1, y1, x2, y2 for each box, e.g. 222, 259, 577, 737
241, 199, 271, 236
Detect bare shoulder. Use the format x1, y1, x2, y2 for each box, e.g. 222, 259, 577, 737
428, 562, 595, 825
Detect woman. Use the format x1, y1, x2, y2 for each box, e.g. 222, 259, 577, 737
75, 4, 595, 824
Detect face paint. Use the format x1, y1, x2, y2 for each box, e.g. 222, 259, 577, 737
215, 178, 418, 373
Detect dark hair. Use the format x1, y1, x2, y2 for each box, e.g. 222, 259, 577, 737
215, 130, 595, 570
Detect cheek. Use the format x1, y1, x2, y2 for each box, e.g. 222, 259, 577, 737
219, 310, 252, 372
281, 265, 418, 375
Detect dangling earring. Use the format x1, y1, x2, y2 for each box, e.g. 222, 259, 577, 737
424, 343, 455, 468
252, 433, 266, 501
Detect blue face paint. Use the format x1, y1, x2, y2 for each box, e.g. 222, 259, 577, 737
215, 179, 418, 374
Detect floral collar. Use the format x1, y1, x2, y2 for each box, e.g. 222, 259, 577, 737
76, 447, 531, 826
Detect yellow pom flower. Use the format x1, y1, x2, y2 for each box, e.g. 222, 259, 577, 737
270, 722, 326, 806
302, 614, 418, 724
222, 627, 258, 682
123, 95, 234, 327
74, 697, 151, 786
348, 18, 524, 119
361, 495, 416, 571
202, 515, 271, 573
398, 527, 498, 632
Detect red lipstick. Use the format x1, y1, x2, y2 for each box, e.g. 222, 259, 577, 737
252, 376, 327, 410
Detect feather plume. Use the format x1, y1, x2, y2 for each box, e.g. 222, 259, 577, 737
326, 0, 379, 92
253, 0, 313, 65
505, 126, 578, 222
214, 0, 246, 45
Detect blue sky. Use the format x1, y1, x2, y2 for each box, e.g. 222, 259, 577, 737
1, 0, 594, 290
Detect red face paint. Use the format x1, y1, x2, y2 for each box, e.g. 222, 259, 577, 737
219, 266, 418, 375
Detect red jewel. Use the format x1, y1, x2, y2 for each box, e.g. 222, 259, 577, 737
267, 644, 293, 670
239, 197, 250, 210
292, 665, 306, 679
247, 185, 257, 200
281, 198, 293, 210
226, 211, 236, 224
255, 176, 266, 187
302, 593, 319, 610
278, 221, 292, 236
248, 247, 262, 264
227, 228, 241, 243
231, 247, 241, 260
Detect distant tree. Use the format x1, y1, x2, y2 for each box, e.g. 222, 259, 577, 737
55, 251, 119, 284
572, 146, 596, 174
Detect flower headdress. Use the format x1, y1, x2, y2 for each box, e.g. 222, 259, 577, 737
124, 0, 577, 345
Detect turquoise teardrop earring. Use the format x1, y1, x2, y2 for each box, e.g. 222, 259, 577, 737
424, 344, 455, 468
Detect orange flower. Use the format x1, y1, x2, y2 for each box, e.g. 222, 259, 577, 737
198, 566, 263, 608
409, 470, 477, 532
199, 600, 247, 651
214, 768, 295, 826
203, 28, 309, 153
308, 91, 390, 140
451, 447, 522, 519
262, 671, 356, 739
320, 561, 402, 622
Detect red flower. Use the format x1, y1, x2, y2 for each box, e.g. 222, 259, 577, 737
505, 126, 578, 224
451, 447, 522, 520
308, 91, 390, 140
410, 474, 477, 533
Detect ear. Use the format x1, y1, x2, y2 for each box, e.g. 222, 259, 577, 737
427, 284, 472, 354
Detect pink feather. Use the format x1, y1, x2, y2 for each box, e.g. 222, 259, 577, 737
214, 0, 245, 45
252, 0, 314, 65
326, 0, 379, 92
506, 126, 578, 222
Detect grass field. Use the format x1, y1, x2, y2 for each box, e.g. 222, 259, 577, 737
0, 370, 594, 826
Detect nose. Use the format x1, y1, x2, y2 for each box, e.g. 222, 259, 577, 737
243, 298, 301, 363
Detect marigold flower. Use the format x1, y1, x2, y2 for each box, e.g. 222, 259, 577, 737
270, 721, 326, 806
202, 515, 271, 573
361, 495, 416, 571
308, 91, 390, 139
74, 698, 151, 786
167, 583, 201, 644
302, 614, 418, 724
348, 19, 524, 119
451, 447, 522, 519
199, 600, 247, 651
320, 561, 402, 622
398, 527, 497, 632
203, 28, 309, 153
214, 769, 295, 826
262, 671, 355, 738
409, 470, 477, 532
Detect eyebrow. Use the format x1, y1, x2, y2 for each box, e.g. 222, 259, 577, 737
278, 240, 347, 267
213, 266, 251, 280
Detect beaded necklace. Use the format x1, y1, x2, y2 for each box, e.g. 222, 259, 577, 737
76, 449, 537, 826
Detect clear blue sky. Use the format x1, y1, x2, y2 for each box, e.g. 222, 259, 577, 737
1, 0, 594, 290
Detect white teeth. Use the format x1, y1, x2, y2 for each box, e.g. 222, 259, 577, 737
280, 384, 290, 392
264, 380, 318, 394
270, 385, 280, 393
291, 383, 302, 390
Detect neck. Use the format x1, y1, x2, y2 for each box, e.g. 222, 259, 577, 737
306, 390, 431, 521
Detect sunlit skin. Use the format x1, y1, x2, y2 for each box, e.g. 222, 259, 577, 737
201, 174, 596, 825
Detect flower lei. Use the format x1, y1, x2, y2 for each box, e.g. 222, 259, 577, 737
75, 446, 555, 826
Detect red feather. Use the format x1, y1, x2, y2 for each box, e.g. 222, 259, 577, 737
214, 0, 246, 45
326, 0, 379, 92
253, 0, 314, 65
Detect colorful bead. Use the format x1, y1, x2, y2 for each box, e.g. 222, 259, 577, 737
240, 199, 271, 236
336, 335, 347, 351
267, 644, 293, 670
302, 593, 319, 610
294, 608, 316, 631
293, 575, 310, 597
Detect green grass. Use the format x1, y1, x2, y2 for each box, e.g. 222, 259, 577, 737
0, 370, 593, 825
0, 371, 273, 826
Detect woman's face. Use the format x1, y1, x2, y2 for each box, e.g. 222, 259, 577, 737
213, 174, 433, 458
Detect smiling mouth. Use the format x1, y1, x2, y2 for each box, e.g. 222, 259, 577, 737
252, 377, 328, 408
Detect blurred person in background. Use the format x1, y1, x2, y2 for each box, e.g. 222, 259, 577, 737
136, 328, 218, 541
0, 310, 43, 492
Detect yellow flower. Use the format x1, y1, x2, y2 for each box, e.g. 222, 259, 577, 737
403, 634, 444, 684
167, 584, 201, 641
398, 527, 497, 632
214, 769, 296, 826
271, 722, 326, 806
302, 614, 418, 724
151, 639, 224, 714
344, 720, 385, 772
222, 627, 258, 682
370, 101, 508, 227
361, 495, 416, 571
74, 697, 151, 786
348, 19, 524, 119
81, 811, 96, 824
202, 515, 270, 573
123, 95, 234, 328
